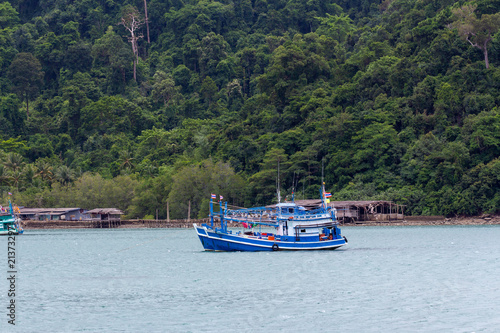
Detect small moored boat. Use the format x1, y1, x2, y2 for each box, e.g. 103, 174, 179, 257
194, 185, 347, 251
0, 200, 23, 235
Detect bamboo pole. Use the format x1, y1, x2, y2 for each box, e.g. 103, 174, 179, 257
188, 200, 191, 222
167, 201, 170, 222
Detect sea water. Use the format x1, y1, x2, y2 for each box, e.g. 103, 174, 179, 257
1, 226, 499, 332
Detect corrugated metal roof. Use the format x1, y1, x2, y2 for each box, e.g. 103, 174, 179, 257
87, 208, 124, 215
20, 208, 82, 215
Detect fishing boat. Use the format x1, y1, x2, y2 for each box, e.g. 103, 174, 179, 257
194, 185, 347, 251
0, 200, 24, 235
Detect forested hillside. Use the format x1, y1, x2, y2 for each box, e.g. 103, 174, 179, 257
0, 0, 499, 218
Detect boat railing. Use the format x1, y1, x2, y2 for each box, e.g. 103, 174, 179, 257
306, 207, 329, 215
293, 221, 338, 229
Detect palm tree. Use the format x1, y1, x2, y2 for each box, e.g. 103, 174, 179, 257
0, 165, 10, 187
35, 161, 54, 182
23, 164, 37, 186
54, 165, 75, 185
119, 150, 135, 171
4, 153, 24, 172
140, 164, 157, 177
9, 170, 23, 191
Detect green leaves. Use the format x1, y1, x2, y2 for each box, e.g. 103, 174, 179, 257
449, 4, 500, 68
2, 0, 500, 218
168, 159, 244, 219
7, 52, 43, 117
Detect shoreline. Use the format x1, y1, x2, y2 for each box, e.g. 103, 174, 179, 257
18, 215, 500, 230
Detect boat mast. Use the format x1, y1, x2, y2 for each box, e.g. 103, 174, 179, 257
9, 198, 14, 217
277, 160, 281, 204
321, 159, 326, 211
220, 200, 226, 232
209, 197, 214, 228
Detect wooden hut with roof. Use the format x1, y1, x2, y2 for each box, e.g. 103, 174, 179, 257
87, 208, 124, 221
330, 200, 404, 223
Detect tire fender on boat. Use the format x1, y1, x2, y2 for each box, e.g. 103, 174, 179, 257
272, 244, 279, 251
343, 236, 348, 243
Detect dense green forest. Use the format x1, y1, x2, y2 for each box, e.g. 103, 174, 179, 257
0, 0, 499, 218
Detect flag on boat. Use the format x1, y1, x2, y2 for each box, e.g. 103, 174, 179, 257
211, 193, 216, 199
242, 222, 248, 228
219, 195, 223, 201
324, 192, 332, 198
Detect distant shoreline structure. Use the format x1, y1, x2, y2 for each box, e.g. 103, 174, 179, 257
19, 215, 500, 230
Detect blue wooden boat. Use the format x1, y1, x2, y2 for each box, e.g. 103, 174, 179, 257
194, 185, 347, 251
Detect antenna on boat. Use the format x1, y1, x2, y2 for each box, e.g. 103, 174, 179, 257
321, 158, 325, 187
277, 159, 281, 204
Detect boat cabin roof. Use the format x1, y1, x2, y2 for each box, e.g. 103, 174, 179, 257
276, 202, 298, 207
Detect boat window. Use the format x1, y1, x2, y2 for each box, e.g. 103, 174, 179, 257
288, 208, 294, 214
300, 229, 306, 233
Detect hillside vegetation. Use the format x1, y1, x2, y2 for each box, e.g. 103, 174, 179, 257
0, 0, 499, 218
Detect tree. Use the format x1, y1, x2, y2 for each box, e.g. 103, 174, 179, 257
35, 160, 53, 183
91, 27, 133, 92
168, 160, 244, 219
143, 0, 150, 43
316, 11, 355, 43
152, 71, 181, 106
119, 150, 135, 171
120, 6, 143, 81
449, 4, 500, 69
4, 152, 24, 172
247, 148, 289, 206
7, 52, 43, 119
200, 76, 218, 106
0, 94, 23, 137
54, 165, 74, 185
198, 32, 229, 78
0, 2, 19, 29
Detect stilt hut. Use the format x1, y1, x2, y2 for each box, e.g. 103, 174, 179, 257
87, 208, 124, 221
330, 201, 404, 223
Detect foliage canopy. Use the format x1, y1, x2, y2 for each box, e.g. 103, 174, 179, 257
1, 0, 499, 218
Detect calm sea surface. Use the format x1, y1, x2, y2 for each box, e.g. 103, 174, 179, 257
1, 226, 499, 332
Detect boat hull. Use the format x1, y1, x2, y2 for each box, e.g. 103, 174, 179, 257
194, 224, 346, 252
0, 230, 21, 235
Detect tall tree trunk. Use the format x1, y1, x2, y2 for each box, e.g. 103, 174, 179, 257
133, 59, 137, 81
483, 43, 489, 69
25, 94, 29, 120
144, 0, 150, 43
